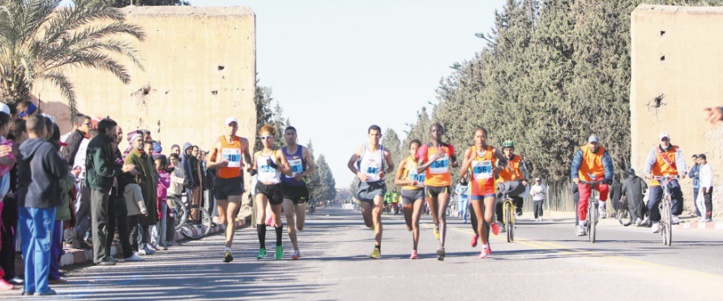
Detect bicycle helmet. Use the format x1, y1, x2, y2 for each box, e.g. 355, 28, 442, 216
502, 140, 515, 149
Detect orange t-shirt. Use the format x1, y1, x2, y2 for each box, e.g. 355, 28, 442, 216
469, 145, 496, 196
417, 143, 455, 187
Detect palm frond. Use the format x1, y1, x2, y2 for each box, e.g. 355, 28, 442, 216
42, 1, 126, 46
38, 71, 77, 113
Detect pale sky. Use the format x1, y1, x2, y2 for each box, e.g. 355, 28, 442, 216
64, 0, 505, 188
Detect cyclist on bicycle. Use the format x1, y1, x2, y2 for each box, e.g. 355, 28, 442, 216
570, 135, 613, 236
641, 132, 687, 232
494, 140, 529, 231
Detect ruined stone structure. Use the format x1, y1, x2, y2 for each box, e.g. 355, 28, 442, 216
35, 6, 257, 152
631, 5, 723, 214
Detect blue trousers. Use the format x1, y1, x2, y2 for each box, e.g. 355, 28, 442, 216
50, 220, 63, 280
19, 207, 56, 294
647, 180, 683, 222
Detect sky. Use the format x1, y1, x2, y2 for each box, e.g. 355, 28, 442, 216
64, 0, 506, 188
189, 0, 505, 189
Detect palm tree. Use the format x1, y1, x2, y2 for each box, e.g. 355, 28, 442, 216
0, 0, 144, 113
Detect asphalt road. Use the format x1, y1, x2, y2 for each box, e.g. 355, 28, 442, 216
3, 205, 722, 300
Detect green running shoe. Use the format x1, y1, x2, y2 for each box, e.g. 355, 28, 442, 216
275, 245, 283, 260
256, 248, 267, 260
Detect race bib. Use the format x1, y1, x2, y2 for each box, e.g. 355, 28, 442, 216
408, 169, 425, 182
472, 160, 493, 179
286, 158, 303, 178
361, 161, 381, 181
429, 154, 449, 174
221, 148, 241, 168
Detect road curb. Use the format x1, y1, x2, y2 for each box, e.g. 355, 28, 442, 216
54, 220, 247, 267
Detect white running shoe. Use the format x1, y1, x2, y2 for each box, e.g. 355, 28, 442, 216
651, 223, 661, 233
125, 253, 145, 261
672, 215, 681, 225
576, 225, 586, 236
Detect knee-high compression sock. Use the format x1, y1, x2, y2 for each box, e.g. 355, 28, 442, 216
275, 225, 283, 246
257, 224, 267, 249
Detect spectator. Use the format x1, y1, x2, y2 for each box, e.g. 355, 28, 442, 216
71, 117, 93, 249
624, 168, 648, 226
608, 175, 623, 218
16, 100, 38, 120
455, 181, 469, 223
1, 118, 26, 287
86, 118, 134, 266
697, 154, 713, 222
0, 104, 16, 290
47, 123, 75, 284
170, 144, 181, 157
60, 113, 84, 143
108, 126, 143, 262
18, 115, 68, 296
689, 154, 701, 217
125, 138, 158, 255
154, 155, 171, 250
531, 178, 546, 222
167, 153, 184, 246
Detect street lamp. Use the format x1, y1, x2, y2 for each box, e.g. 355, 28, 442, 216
475, 32, 494, 44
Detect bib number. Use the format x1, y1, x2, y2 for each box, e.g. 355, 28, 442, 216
472, 160, 493, 179
286, 158, 303, 178
221, 148, 241, 168
429, 154, 449, 174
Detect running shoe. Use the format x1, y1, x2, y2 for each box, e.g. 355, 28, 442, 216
0, 279, 13, 291
491, 222, 500, 236
470, 234, 479, 247
576, 225, 586, 236
275, 245, 283, 260
224, 250, 233, 263
436, 247, 446, 261
291, 250, 301, 260
370, 248, 382, 259
256, 248, 267, 260
433, 225, 440, 239
651, 223, 661, 233
479, 247, 491, 259
410, 250, 418, 260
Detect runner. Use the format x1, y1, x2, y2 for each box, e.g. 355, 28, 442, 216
393, 139, 425, 259
252, 124, 292, 260
206, 116, 252, 263
280, 126, 315, 260
346, 125, 394, 259
416, 123, 458, 261
460, 127, 507, 258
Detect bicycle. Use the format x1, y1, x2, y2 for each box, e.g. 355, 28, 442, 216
617, 196, 632, 227
500, 193, 516, 243
653, 176, 676, 246
580, 180, 603, 243
171, 192, 212, 240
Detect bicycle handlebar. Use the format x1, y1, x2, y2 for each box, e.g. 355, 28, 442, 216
652, 175, 679, 180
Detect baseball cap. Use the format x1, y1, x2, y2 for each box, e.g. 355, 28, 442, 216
225, 116, 238, 126
0, 104, 10, 116
659, 131, 670, 141
588, 135, 599, 143
535, 178, 540, 181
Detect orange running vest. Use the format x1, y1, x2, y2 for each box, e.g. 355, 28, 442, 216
216, 136, 243, 179
470, 145, 496, 196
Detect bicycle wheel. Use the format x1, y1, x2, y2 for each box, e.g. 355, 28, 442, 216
181, 206, 212, 240
589, 200, 597, 243
507, 202, 514, 243
663, 200, 672, 246
171, 198, 187, 231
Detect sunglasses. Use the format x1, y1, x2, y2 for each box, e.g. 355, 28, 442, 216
260, 135, 273, 140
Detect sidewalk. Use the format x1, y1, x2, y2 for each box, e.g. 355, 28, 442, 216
10, 218, 249, 277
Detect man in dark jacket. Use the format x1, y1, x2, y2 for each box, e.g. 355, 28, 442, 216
608, 175, 623, 218
85, 118, 135, 265
60, 114, 90, 167
17, 115, 68, 296
623, 168, 648, 226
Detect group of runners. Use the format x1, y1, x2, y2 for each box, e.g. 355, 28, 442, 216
205, 118, 314, 262
346, 122, 693, 260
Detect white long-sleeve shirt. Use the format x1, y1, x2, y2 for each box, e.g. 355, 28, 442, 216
699, 163, 713, 189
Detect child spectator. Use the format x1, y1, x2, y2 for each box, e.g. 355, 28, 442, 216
167, 153, 185, 246
154, 155, 171, 250
0, 104, 16, 290
47, 123, 76, 284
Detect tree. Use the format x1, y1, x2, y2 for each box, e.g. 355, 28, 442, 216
380, 128, 402, 189
305, 140, 322, 200
315, 154, 336, 201
0, 0, 145, 113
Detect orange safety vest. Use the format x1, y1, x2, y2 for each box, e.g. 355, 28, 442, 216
470, 145, 496, 196
578, 145, 606, 182
216, 135, 243, 179
650, 145, 680, 186
496, 154, 524, 184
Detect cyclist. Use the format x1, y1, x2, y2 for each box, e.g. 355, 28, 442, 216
206, 116, 252, 263
416, 123, 458, 261
570, 135, 613, 236
394, 139, 425, 259
460, 127, 507, 258
494, 140, 529, 231
347, 125, 395, 259
280, 126, 316, 260
641, 132, 687, 232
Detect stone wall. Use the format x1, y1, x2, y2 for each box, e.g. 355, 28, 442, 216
34, 6, 257, 152
631, 4, 723, 215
